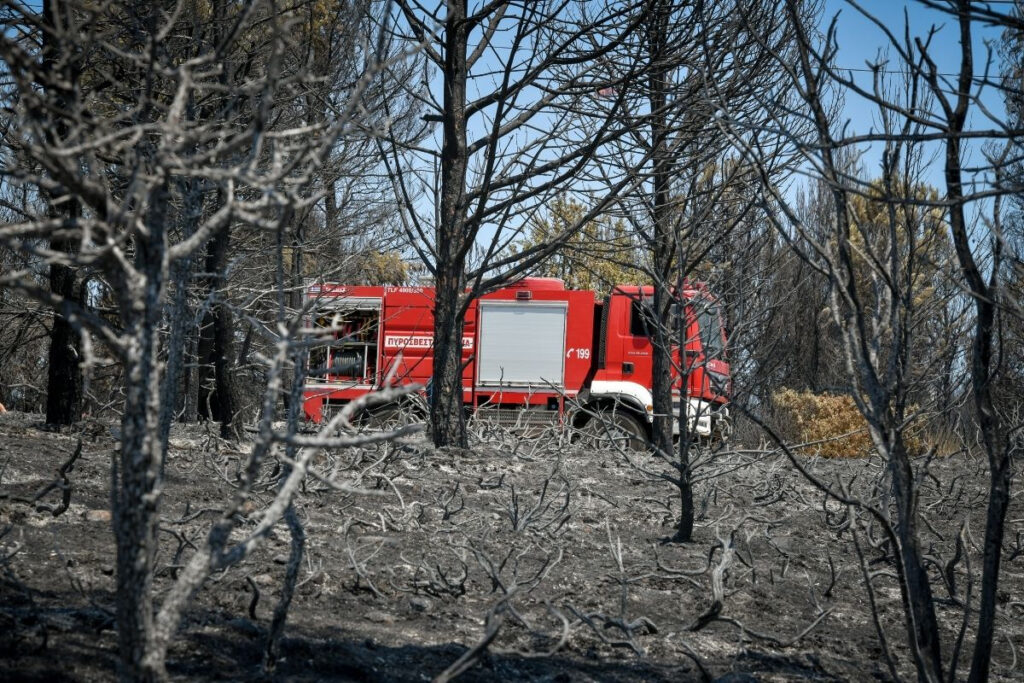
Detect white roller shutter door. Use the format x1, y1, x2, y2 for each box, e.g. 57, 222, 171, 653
477, 302, 567, 386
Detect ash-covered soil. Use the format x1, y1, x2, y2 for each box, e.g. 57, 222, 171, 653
0, 409, 1021, 681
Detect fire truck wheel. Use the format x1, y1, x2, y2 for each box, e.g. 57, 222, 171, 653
581, 409, 648, 452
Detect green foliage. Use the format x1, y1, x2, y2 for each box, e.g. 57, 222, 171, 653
845, 178, 951, 304
517, 195, 645, 291
358, 251, 408, 286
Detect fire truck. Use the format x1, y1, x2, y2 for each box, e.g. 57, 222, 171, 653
302, 277, 730, 446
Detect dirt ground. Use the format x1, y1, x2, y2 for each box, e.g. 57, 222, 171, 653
0, 409, 1021, 682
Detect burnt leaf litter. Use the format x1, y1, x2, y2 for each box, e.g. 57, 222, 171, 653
0, 410, 1021, 681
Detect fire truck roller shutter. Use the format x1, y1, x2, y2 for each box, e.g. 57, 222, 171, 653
477, 301, 567, 386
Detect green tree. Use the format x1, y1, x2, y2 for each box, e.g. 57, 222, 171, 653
518, 196, 644, 291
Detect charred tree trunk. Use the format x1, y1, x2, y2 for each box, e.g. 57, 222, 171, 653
46, 235, 83, 425
114, 182, 170, 682
276, 210, 303, 416
783, 4, 945, 676
673, 422, 695, 541
193, 3, 239, 438
264, 348, 307, 670
42, 0, 82, 426
198, 225, 239, 438
197, 315, 214, 420
887, 433, 944, 681
645, 0, 693, 541
159, 259, 189, 442
943, 9, 1013, 679
648, 0, 673, 459
325, 177, 339, 237
966, 293, 1011, 683
159, 179, 203, 441
166, 84, 209, 429
431, 274, 468, 448
181, 326, 200, 423
430, 0, 470, 449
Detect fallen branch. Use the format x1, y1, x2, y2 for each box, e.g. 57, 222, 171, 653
716, 608, 833, 648
4, 440, 84, 517
687, 535, 734, 632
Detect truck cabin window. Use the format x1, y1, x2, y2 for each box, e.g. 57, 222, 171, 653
696, 302, 724, 359
630, 300, 655, 337
630, 298, 685, 341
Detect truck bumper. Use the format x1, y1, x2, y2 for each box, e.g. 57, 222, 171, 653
668, 398, 728, 438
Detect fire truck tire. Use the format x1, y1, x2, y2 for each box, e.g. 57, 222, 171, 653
581, 409, 648, 452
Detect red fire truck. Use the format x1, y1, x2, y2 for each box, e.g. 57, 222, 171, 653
302, 277, 730, 445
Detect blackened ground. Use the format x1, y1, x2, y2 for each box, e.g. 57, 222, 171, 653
0, 410, 1021, 682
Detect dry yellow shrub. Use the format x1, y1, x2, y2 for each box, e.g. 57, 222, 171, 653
772, 389, 925, 459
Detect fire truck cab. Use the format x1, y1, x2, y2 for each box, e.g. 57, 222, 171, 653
302, 278, 730, 444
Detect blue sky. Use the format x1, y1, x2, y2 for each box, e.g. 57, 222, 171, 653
394, 1, 1013, 261
821, 0, 1009, 185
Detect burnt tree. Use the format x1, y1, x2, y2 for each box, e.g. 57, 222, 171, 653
382, 0, 651, 448
42, 0, 83, 426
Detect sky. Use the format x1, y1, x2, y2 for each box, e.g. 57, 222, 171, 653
820, 0, 1010, 186
393, 1, 1016, 263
